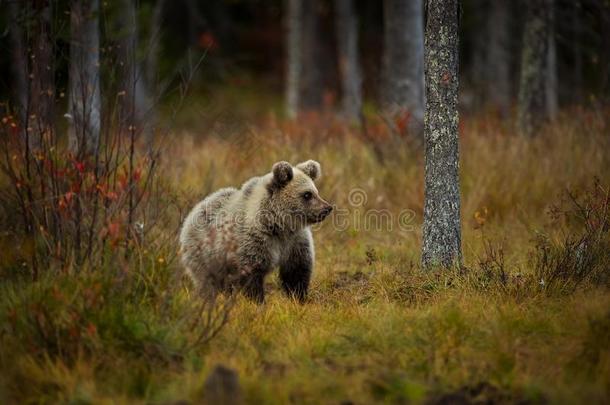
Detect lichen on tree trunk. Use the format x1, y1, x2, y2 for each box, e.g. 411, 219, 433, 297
422, 0, 461, 268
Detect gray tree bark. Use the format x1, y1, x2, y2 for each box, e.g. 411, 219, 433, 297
545, 0, 558, 120
486, 0, 511, 115
7, 1, 28, 123
335, 0, 363, 121
517, 0, 549, 137
382, 0, 425, 132
285, 0, 302, 119
422, 0, 461, 268
68, 0, 101, 156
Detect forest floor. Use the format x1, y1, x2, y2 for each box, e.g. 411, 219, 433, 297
1, 108, 609, 404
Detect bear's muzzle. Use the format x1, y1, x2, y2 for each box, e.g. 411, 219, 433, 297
314, 203, 333, 223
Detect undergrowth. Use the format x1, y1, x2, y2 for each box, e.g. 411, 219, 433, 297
1, 109, 609, 403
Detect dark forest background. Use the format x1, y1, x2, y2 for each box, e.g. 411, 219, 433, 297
1, 0, 608, 124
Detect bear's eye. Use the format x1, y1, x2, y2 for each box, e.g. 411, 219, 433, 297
303, 191, 313, 201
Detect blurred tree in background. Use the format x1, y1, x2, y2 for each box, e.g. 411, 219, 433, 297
68, 0, 101, 156
382, 0, 424, 135
1, 0, 608, 132
517, 0, 551, 137
334, 0, 362, 122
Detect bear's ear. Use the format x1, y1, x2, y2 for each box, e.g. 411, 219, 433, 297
270, 161, 293, 190
296, 160, 321, 181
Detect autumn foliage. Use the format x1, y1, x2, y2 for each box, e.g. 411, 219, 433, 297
0, 111, 166, 277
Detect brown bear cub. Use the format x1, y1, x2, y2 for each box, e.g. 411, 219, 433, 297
179, 160, 332, 303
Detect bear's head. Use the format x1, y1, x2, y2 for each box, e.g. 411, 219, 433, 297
263, 160, 333, 233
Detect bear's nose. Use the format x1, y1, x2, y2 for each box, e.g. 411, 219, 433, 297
321, 206, 333, 217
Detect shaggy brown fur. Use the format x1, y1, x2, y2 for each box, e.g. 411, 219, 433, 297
179, 160, 332, 303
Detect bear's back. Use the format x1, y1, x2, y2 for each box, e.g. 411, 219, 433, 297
180, 187, 237, 245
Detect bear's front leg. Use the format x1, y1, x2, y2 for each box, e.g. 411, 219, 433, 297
279, 230, 314, 303
237, 235, 272, 304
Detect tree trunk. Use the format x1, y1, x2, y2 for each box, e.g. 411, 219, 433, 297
471, 0, 489, 110
28, 0, 55, 148
545, 0, 558, 120
486, 0, 511, 115
118, 0, 152, 143
140, 0, 167, 151
7, 1, 28, 123
382, 0, 425, 132
68, 0, 102, 157
285, 0, 302, 119
335, 0, 363, 121
517, 0, 549, 137
571, 1, 582, 104
599, 3, 610, 99
422, 0, 461, 268
300, 0, 324, 110
146, 0, 167, 96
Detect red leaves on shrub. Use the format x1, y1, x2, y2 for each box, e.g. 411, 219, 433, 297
73, 160, 86, 173
108, 222, 120, 239
100, 221, 122, 248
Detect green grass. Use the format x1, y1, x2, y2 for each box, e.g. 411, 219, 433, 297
1, 109, 609, 404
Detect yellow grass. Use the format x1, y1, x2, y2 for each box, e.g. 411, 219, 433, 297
1, 109, 609, 404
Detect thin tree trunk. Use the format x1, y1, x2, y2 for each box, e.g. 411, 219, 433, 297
486, 0, 511, 115
571, 1, 582, 104
545, 0, 558, 120
382, 0, 425, 132
146, 0, 167, 95
422, 0, 461, 268
517, 0, 549, 137
28, 0, 55, 149
285, 0, 302, 119
599, 3, 610, 99
141, 0, 167, 152
471, 0, 489, 110
300, 0, 324, 110
68, 0, 101, 157
7, 1, 29, 123
335, 0, 362, 121
118, 0, 152, 142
